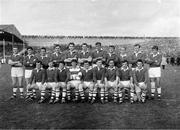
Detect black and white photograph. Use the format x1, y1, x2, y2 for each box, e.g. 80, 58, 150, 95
0, 0, 180, 129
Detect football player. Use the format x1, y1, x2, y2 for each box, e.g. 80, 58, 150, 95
118, 60, 134, 103
67, 59, 83, 102
55, 61, 69, 103
80, 60, 95, 102
8, 46, 24, 99
28, 61, 46, 103
104, 59, 119, 103
93, 58, 106, 104
146, 46, 162, 100
133, 59, 148, 103
119, 47, 130, 67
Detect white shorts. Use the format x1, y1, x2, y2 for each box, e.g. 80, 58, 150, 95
11, 67, 24, 77
106, 81, 117, 88
135, 82, 147, 93
25, 69, 33, 79
95, 80, 104, 88
83, 81, 94, 89
119, 81, 131, 88
45, 82, 58, 89
149, 67, 161, 78
68, 80, 81, 88
31, 82, 45, 90
58, 82, 66, 88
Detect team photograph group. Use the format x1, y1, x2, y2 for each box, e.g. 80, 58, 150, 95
7, 42, 162, 104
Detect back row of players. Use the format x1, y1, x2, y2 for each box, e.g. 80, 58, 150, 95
8, 42, 162, 104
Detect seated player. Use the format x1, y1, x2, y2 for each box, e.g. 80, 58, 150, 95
45, 61, 58, 104
8, 46, 24, 99
64, 42, 78, 67
105, 45, 119, 67
80, 60, 95, 102
92, 42, 107, 68
93, 58, 106, 104
118, 60, 134, 103
133, 59, 148, 103
27, 61, 46, 103
78, 43, 92, 67
104, 59, 119, 103
23, 47, 37, 99
55, 61, 69, 103
67, 59, 83, 102
146, 46, 162, 100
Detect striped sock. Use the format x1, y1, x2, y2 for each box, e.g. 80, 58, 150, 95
100, 89, 104, 100
79, 90, 85, 99
62, 90, 66, 99
51, 90, 55, 99
13, 87, 17, 96
55, 89, 60, 100
119, 90, 122, 101
92, 90, 97, 100
130, 91, 134, 101
104, 91, 108, 100
141, 92, 146, 101
114, 91, 118, 100
41, 90, 45, 100
33, 89, 36, 97
89, 90, 92, 100
19, 87, 24, 96
75, 89, 79, 100
157, 87, 161, 97
151, 82, 156, 97
67, 89, 71, 99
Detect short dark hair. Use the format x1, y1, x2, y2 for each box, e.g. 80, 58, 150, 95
68, 42, 75, 47
59, 61, 65, 65
83, 60, 89, 64
134, 44, 141, 48
152, 45, 158, 51
27, 46, 33, 50
54, 44, 60, 49
137, 59, 143, 63
82, 43, 88, 46
109, 45, 115, 49
122, 60, 128, 64
41, 47, 46, 52
36, 60, 42, 64
108, 59, 114, 63
95, 42, 101, 46
71, 59, 77, 63
96, 58, 102, 63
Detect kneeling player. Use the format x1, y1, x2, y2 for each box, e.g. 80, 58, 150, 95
45, 61, 58, 104
67, 59, 83, 102
133, 59, 148, 103
146, 46, 162, 100
55, 61, 69, 103
104, 59, 119, 103
80, 60, 95, 102
28, 61, 46, 103
118, 60, 134, 103
93, 59, 106, 104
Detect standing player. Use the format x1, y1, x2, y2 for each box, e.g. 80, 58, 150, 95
118, 60, 134, 103
23, 47, 37, 98
78, 43, 92, 67
119, 47, 129, 67
55, 61, 69, 103
93, 59, 106, 104
130, 44, 146, 70
37, 47, 50, 70
92, 42, 107, 67
146, 46, 162, 100
67, 59, 84, 102
80, 60, 95, 102
45, 61, 58, 104
133, 59, 148, 103
105, 45, 119, 67
8, 46, 24, 99
50, 45, 64, 68
104, 59, 119, 103
64, 42, 78, 67
28, 61, 46, 103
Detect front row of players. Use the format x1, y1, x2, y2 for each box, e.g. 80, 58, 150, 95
25, 58, 148, 104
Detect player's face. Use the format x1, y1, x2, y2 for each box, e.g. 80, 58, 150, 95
84, 62, 89, 69
36, 63, 41, 69
134, 46, 140, 53
122, 62, 128, 68
152, 49, 158, 54
40, 49, 46, 56
59, 63, 64, 69
69, 45, 74, 51
71, 61, 77, 67
109, 61, 114, 67
121, 47, 126, 54
48, 62, 53, 68
82, 45, 87, 51
96, 60, 102, 67
55, 46, 60, 53
27, 49, 32, 55
13, 48, 18, 54
137, 62, 143, 69
96, 44, 101, 50
109, 47, 114, 53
